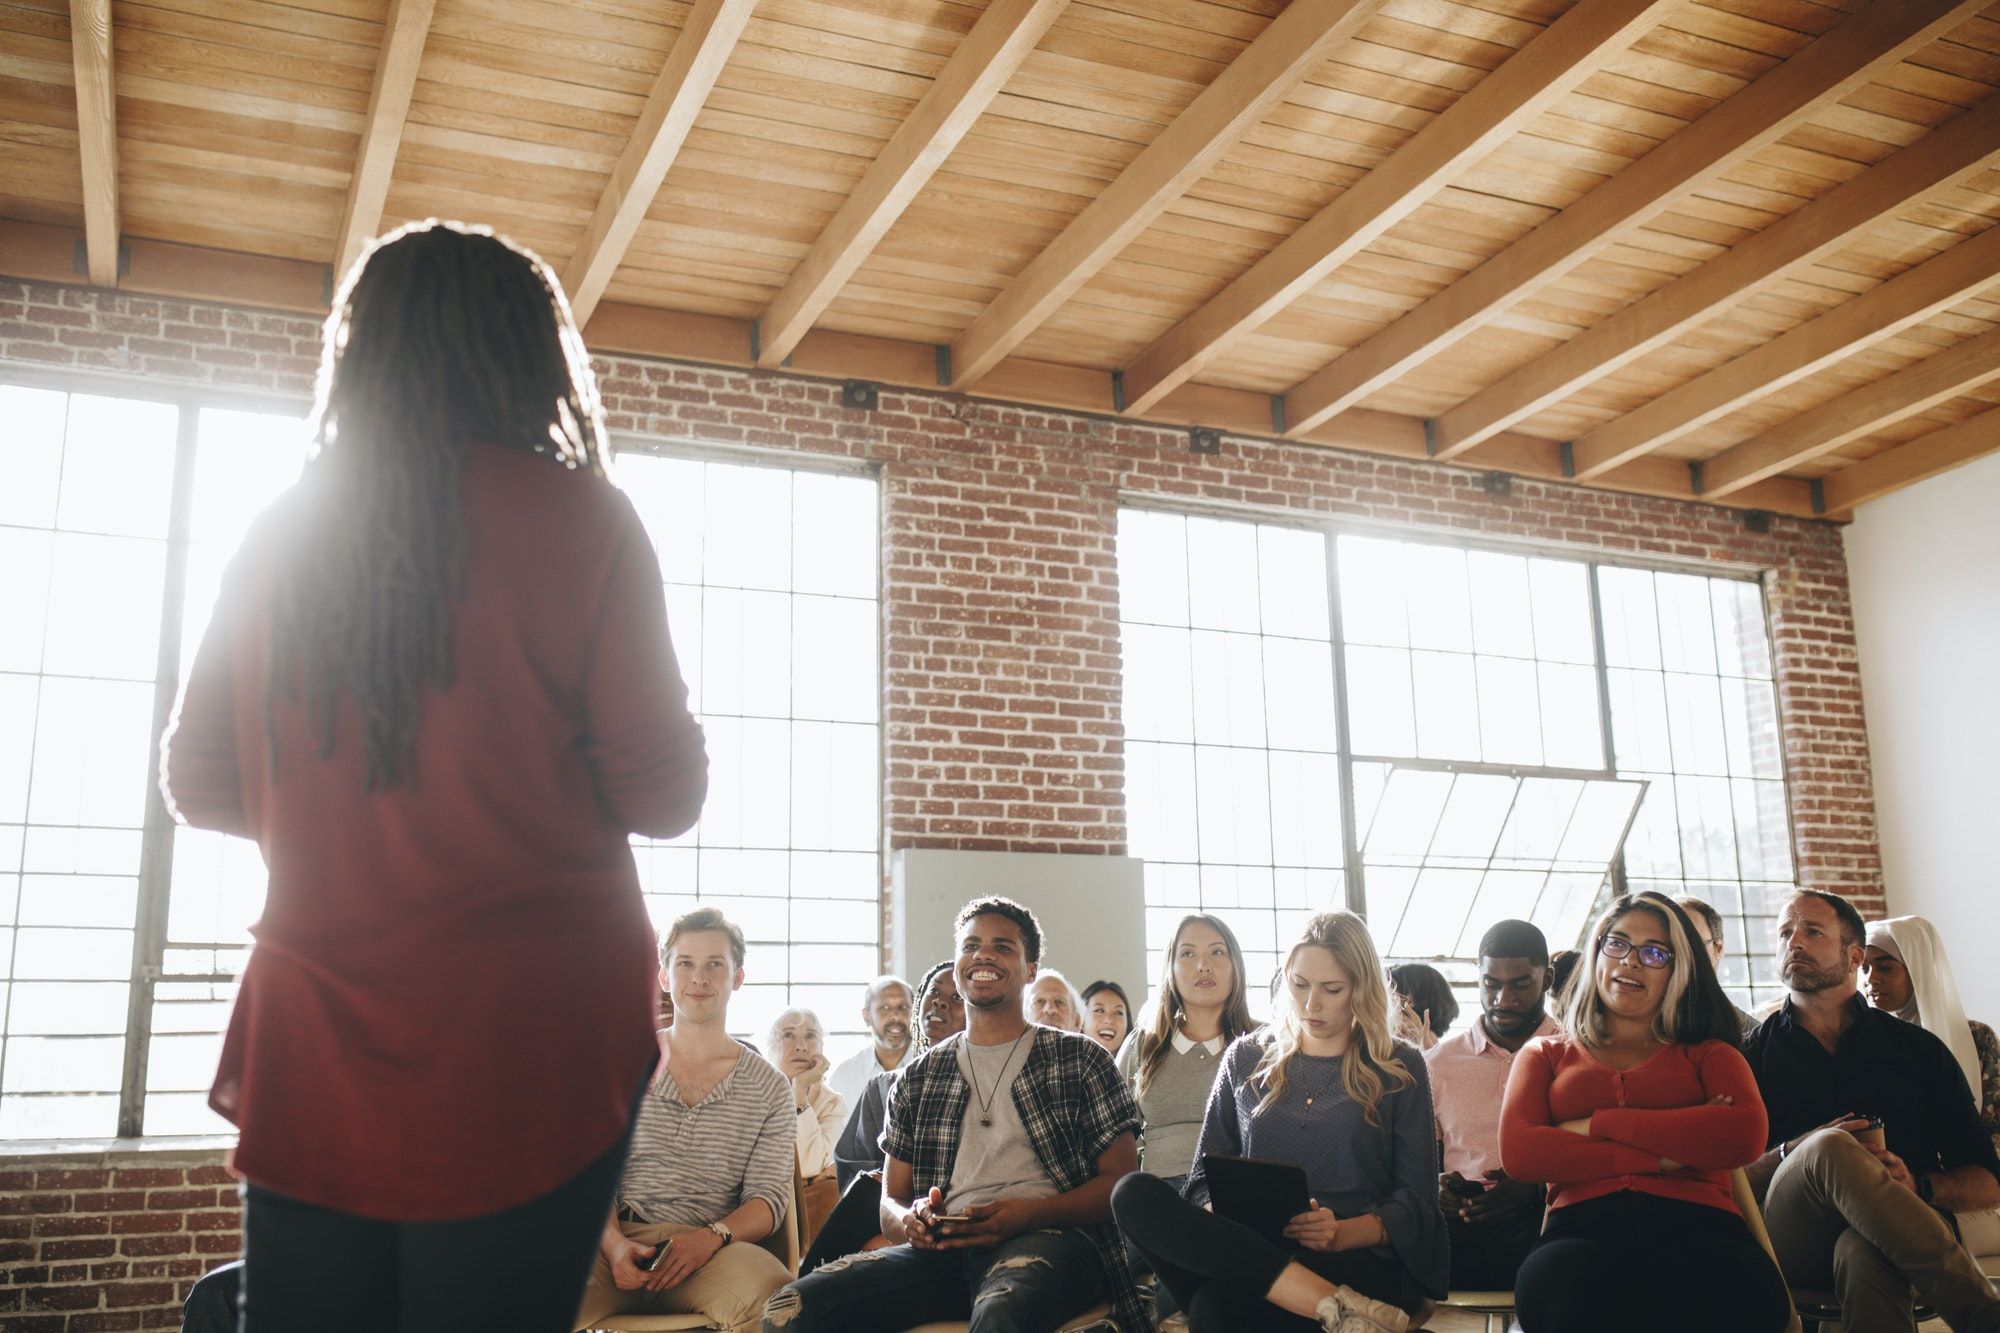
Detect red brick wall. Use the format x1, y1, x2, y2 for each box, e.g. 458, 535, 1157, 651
0, 1148, 236, 1330
0, 277, 1884, 1327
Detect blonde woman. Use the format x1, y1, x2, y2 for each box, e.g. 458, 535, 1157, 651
767, 1008, 847, 1179
1113, 911, 1442, 1333
1499, 892, 1788, 1333
1117, 914, 1256, 1186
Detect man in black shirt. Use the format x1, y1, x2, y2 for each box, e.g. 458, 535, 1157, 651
1744, 890, 2000, 1332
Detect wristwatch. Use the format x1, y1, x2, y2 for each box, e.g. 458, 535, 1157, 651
706, 1220, 734, 1246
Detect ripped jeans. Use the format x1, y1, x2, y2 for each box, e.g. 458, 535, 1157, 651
761, 1227, 1103, 1333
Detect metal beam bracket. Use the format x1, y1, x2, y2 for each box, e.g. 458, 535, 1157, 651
73, 237, 131, 280
1110, 370, 1125, 413
1270, 395, 1286, 434
1559, 441, 1576, 479
935, 344, 951, 387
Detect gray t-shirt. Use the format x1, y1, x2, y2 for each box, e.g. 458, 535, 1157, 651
945, 1034, 1057, 1213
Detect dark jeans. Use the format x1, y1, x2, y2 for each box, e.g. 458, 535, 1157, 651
1445, 1207, 1539, 1291
1516, 1191, 1791, 1333
802, 1173, 883, 1274
240, 1130, 628, 1333
1114, 1171, 1415, 1332
763, 1226, 1104, 1333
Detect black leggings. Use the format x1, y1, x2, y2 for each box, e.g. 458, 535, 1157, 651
241, 1131, 629, 1333
1113, 1171, 1415, 1332
1515, 1191, 1791, 1333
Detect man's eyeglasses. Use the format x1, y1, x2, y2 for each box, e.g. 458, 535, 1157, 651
1600, 934, 1673, 970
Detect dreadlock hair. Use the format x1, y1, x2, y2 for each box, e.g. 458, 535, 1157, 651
271, 220, 611, 789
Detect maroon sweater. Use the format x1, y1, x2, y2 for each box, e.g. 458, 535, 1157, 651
160, 444, 706, 1221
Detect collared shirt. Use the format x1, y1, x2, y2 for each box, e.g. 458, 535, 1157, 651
1171, 1031, 1224, 1056
886, 1026, 1143, 1331
1426, 1013, 1561, 1180
620, 1040, 794, 1230
828, 1041, 907, 1109
1745, 993, 2000, 1187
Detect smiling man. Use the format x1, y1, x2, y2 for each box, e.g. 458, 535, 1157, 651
762, 896, 1143, 1333
827, 976, 914, 1109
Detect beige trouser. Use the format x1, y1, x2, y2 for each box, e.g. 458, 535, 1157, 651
573, 1221, 791, 1333
1759, 1128, 2000, 1333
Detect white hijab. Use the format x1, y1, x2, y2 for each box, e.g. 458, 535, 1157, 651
1867, 915, 1982, 1099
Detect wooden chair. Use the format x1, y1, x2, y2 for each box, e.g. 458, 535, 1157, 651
585, 1184, 803, 1332
1730, 1165, 1804, 1333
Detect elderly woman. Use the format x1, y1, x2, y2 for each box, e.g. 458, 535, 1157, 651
1863, 915, 2000, 1257
767, 1008, 848, 1179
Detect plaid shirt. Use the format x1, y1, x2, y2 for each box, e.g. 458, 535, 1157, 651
885, 1025, 1144, 1331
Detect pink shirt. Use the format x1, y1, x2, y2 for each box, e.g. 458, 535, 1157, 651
1424, 1014, 1561, 1180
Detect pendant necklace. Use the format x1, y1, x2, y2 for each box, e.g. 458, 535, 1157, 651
967, 1028, 1033, 1128
1300, 1056, 1341, 1109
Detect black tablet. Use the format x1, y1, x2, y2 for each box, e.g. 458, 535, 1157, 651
1201, 1153, 1311, 1248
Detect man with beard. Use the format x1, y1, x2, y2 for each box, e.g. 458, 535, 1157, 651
827, 976, 914, 1108
1424, 919, 1558, 1292
1745, 889, 2000, 1333
762, 896, 1143, 1333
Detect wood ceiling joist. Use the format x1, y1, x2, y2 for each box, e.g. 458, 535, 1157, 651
1428, 92, 2000, 460
1820, 402, 2000, 513
1116, 0, 1675, 417
1277, 0, 1993, 441
333, 0, 435, 276
67, 0, 117, 286
753, 0, 1069, 369
944, 0, 1390, 391
1696, 321, 2000, 498
1574, 222, 2000, 480
562, 0, 758, 327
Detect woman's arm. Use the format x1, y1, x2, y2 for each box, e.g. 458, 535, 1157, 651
1586, 1043, 1769, 1170
1500, 1041, 1661, 1184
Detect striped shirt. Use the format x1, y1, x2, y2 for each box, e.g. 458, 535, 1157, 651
619, 1040, 794, 1230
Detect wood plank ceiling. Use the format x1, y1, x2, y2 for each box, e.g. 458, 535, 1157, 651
2, 0, 1998, 517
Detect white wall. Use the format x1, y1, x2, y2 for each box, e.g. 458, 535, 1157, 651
1843, 450, 2000, 1023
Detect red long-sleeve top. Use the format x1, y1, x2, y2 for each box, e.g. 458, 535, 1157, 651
160, 444, 706, 1221
1499, 1033, 1768, 1217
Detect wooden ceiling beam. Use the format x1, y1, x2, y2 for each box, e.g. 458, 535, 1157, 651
1279, 0, 1991, 441
564, 0, 757, 327
67, 0, 118, 287
754, 0, 1069, 369
1431, 93, 2000, 460
1118, 0, 1674, 417
945, 0, 1388, 391
1820, 403, 2000, 514
1697, 323, 2000, 498
1576, 224, 2000, 481
332, 0, 436, 278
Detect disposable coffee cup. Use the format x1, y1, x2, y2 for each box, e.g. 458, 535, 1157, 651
1854, 1117, 1886, 1150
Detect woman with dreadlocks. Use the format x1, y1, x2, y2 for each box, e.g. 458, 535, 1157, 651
160, 221, 707, 1332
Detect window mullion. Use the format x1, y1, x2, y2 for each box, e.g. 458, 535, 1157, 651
1322, 533, 1364, 919
118, 403, 200, 1138
1584, 565, 1628, 900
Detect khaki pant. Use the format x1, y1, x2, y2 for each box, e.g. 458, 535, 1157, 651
574, 1221, 791, 1333
1760, 1128, 2000, 1333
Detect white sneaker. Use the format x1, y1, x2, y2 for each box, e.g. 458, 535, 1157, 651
1314, 1287, 1411, 1333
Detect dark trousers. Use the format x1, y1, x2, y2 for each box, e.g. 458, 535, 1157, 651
764, 1226, 1104, 1333
1516, 1191, 1791, 1333
182, 1259, 243, 1333
240, 1130, 629, 1333
1445, 1208, 1538, 1291
801, 1173, 883, 1275
1114, 1171, 1415, 1333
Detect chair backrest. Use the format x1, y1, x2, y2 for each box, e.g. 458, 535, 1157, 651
1731, 1166, 1803, 1333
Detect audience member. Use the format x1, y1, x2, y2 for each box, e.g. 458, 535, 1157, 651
1678, 895, 1759, 1041
767, 1008, 845, 1180
1118, 914, 1256, 1187
1388, 963, 1458, 1050
1426, 920, 1558, 1293
762, 897, 1143, 1333
1547, 950, 1581, 1008
575, 910, 793, 1333
1114, 910, 1444, 1332
1082, 980, 1133, 1057
1743, 890, 2000, 1331
826, 976, 913, 1108
1028, 968, 1085, 1032
181, 1260, 242, 1333
159, 222, 708, 1333
1500, 892, 1788, 1333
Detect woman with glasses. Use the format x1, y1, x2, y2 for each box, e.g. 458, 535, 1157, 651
1499, 892, 1789, 1333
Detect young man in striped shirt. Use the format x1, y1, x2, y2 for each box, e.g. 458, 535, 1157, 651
574, 908, 795, 1333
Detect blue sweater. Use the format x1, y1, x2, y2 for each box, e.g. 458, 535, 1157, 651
1186, 1032, 1448, 1299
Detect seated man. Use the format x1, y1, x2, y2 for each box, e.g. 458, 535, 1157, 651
1678, 894, 1760, 1041
1745, 890, 2000, 1333
575, 908, 794, 1333
1424, 920, 1558, 1292
827, 975, 914, 1108
763, 896, 1143, 1333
